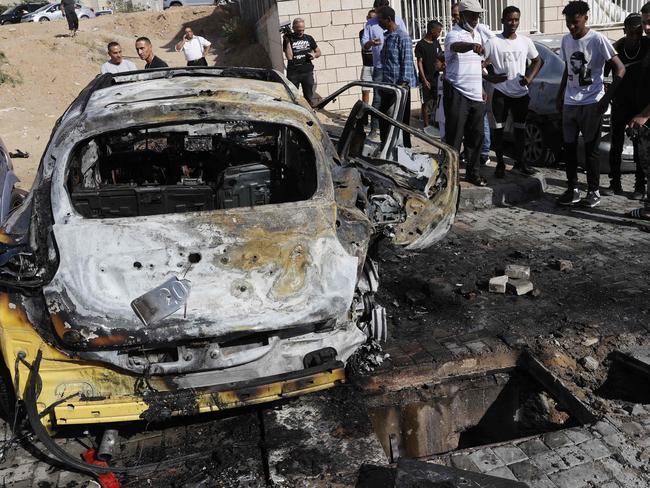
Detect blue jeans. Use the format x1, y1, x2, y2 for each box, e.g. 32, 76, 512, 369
482, 113, 490, 159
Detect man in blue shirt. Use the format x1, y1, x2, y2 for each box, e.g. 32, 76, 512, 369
361, 0, 407, 135
376, 6, 418, 147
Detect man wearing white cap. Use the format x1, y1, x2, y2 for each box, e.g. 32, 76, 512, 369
444, 0, 488, 186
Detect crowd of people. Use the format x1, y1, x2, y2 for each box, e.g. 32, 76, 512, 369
99, 27, 212, 74
282, 0, 650, 219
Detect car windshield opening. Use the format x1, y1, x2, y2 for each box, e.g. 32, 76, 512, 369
66, 121, 318, 218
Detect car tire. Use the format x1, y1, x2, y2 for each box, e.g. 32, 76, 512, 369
38, 16, 49, 22
524, 120, 554, 167
80, 15, 88, 19
170, 1, 182, 5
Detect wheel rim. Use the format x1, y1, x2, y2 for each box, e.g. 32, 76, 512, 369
524, 123, 544, 163
39, 17, 49, 21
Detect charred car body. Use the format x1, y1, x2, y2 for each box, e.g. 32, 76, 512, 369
0, 68, 457, 469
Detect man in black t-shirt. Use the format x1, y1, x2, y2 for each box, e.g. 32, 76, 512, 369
59, 0, 78, 37
135, 37, 169, 70
626, 2, 650, 221
284, 18, 321, 106
605, 13, 649, 197
415, 20, 442, 127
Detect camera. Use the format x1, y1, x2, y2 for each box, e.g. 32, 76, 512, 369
279, 21, 292, 37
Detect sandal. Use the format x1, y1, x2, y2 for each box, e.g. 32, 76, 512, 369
628, 208, 650, 221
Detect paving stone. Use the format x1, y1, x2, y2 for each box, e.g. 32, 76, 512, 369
507, 278, 534, 296
1, 462, 34, 483
530, 450, 569, 474
508, 460, 546, 480
592, 420, 618, 437
555, 445, 591, 468
32, 461, 57, 485
619, 420, 645, 437
467, 448, 505, 473
492, 445, 528, 466
517, 438, 550, 457
530, 476, 560, 488
547, 460, 612, 488
599, 457, 650, 487
489, 275, 508, 293
449, 453, 481, 472
563, 428, 592, 445
600, 481, 624, 488
543, 431, 573, 450
465, 340, 490, 355
486, 466, 518, 481
579, 438, 612, 460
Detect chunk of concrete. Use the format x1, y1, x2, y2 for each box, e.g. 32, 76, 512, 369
489, 275, 508, 294
507, 279, 534, 296
580, 356, 599, 371
505, 264, 530, 280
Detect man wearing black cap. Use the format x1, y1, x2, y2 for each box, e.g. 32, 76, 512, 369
444, 0, 488, 186
604, 13, 649, 198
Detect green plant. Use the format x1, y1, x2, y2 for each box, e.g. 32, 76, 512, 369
0, 51, 21, 86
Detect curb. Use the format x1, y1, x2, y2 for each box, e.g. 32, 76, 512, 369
458, 172, 547, 211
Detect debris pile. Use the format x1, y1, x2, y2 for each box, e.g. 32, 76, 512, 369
488, 265, 535, 296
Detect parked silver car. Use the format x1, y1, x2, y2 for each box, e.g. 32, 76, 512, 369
0, 138, 24, 223
498, 34, 635, 173
21, 2, 95, 22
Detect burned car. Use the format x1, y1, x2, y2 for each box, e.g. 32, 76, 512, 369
0, 67, 457, 470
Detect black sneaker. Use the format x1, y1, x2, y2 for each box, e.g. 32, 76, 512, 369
601, 182, 623, 196
465, 174, 487, 186
514, 163, 537, 175
557, 188, 581, 206
580, 190, 601, 208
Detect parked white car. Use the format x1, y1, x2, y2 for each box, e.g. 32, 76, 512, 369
21, 2, 95, 22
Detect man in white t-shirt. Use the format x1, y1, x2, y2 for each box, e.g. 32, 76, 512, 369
100, 42, 137, 74
175, 27, 211, 66
556, 0, 625, 207
444, 0, 488, 186
484, 6, 543, 178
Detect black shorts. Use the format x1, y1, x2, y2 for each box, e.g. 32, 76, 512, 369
492, 89, 529, 129
419, 75, 438, 104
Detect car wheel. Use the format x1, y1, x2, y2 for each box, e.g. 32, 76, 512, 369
524, 121, 553, 166
170, 1, 182, 5
80, 14, 88, 19
38, 16, 49, 22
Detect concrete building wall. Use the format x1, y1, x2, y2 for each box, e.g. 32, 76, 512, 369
255, 2, 285, 71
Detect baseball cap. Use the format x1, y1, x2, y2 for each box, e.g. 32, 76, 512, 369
458, 0, 485, 13
624, 13, 642, 28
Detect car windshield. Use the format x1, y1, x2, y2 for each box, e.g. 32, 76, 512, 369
3, 6, 16, 14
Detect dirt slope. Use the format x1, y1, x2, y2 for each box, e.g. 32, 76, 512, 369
0, 5, 270, 189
